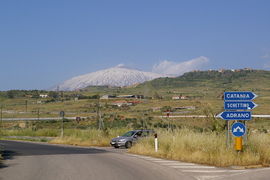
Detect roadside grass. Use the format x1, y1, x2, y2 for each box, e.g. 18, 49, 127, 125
1, 136, 51, 142
50, 128, 129, 147
129, 128, 270, 167
3, 126, 270, 167
1, 128, 129, 147
1, 128, 59, 137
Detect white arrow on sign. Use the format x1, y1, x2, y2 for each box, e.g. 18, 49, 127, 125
233, 126, 244, 133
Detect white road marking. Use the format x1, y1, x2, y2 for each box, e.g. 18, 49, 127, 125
151, 160, 180, 163
129, 154, 140, 157
182, 170, 246, 173
196, 175, 220, 180
127, 154, 254, 180
160, 163, 196, 166
170, 165, 216, 169
140, 157, 163, 161
129, 155, 165, 161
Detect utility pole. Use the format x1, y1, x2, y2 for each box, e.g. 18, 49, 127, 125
61, 115, 64, 138
37, 108, 40, 121
25, 100, 28, 112
0, 105, 3, 132
60, 111, 65, 138
1, 105, 3, 122
96, 99, 104, 130
98, 111, 104, 130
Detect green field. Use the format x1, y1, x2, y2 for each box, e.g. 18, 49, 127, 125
1, 69, 270, 167
1, 69, 270, 129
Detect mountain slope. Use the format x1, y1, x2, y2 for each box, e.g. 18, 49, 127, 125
55, 65, 167, 91
137, 69, 270, 91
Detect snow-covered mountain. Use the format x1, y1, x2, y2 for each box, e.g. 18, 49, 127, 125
55, 65, 168, 91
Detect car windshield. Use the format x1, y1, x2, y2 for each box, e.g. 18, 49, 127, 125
122, 131, 136, 137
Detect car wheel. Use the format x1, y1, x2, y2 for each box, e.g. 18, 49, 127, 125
114, 146, 119, 148
125, 141, 132, 148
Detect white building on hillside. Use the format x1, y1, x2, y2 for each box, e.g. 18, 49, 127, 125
40, 94, 48, 98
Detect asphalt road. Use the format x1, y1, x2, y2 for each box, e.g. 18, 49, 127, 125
0, 140, 192, 180
1, 140, 270, 180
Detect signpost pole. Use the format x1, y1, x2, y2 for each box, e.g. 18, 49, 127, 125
231, 122, 246, 151
244, 121, 248, 143
220, 91, 258, 152
226, 121, 230, 148
235, 137, 243, 151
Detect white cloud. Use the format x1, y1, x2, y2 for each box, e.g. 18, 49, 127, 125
264, 62, 270, 68
261, 49, 270, 68
152, 56, 209, 75
116, 64, 125, 67
261, 53, 270, 59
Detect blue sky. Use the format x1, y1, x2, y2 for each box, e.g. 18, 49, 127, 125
0, 0, 270, 90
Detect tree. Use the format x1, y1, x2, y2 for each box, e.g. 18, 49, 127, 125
6, 91, 15, 99
153, 92, 162, 99
48, 91, 59, 99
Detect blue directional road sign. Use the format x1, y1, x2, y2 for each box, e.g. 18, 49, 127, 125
218, 111, 252, 120
231, 122, 246, 137
224, 92, 258, 101
224, 101, 258, 110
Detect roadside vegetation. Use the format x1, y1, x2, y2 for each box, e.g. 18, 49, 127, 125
50, 128, 128, 147
129, 129, 270, 167
1, 70, 270, 167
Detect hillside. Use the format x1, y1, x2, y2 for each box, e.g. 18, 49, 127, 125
76, 69, 270, 99
137, 69, 270, 90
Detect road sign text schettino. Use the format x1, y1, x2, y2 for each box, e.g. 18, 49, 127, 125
224, 101, 258, 110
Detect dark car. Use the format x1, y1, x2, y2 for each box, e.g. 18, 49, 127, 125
110, 129, 154, 148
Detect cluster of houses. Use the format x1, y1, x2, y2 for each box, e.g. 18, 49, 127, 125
100, 94, 144, 107
151, 106, 196, 112
111, 100, 142, 107
172, 95, 189, 100
39, 94, 49, 98
100, 94, 144, 99
207, 68, 254, 73
192, 68, 254, 74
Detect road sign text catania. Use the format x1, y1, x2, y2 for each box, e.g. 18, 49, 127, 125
224, 92, 257, 101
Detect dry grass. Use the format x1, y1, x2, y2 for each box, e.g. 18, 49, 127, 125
129, 129, 270, 167
50, 128, 129, 147
2, 128, 59, 137
2, 128, 129, 147
3, 126, 270, 167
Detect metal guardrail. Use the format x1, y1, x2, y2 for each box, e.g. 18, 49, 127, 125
1, 115, 270, 121
1, 117, 88, 121
3, 136, 55, 141
157, 115, 270, 118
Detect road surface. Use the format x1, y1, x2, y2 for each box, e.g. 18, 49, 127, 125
1, 140, 270, 180
0, 140, 192, 180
